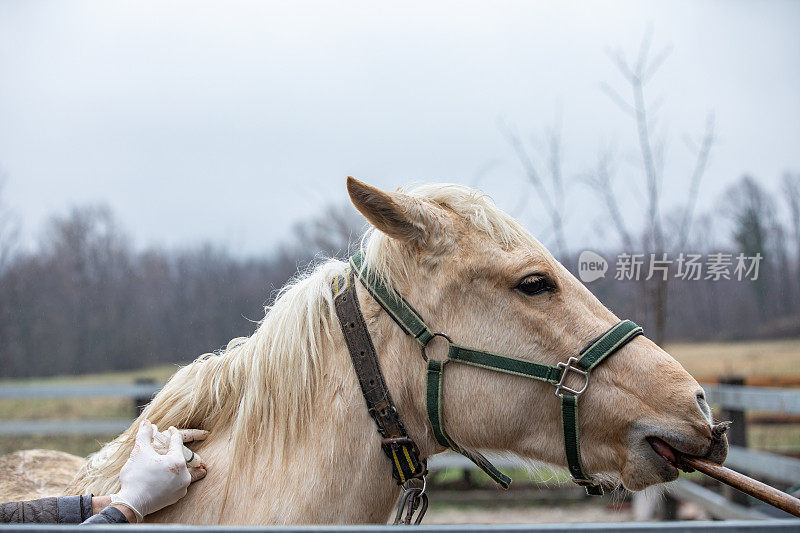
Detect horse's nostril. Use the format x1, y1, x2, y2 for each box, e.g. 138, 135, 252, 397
696, 390, 712, 420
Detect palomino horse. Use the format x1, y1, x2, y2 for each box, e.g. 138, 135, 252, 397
56, 177, 725, 523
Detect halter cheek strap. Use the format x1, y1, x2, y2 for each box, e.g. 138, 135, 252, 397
349, 251, 643, 495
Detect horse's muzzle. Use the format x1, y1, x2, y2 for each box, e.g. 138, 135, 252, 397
704, 421, 730, 464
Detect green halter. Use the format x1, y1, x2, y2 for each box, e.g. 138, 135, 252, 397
350, 252, 643, 495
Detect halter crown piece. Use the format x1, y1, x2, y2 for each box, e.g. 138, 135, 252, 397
338, 251, 643, 499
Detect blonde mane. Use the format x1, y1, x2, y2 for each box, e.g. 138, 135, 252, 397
67, 182, 533, 496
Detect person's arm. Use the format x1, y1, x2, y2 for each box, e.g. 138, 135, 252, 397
1, 497, 59, 523
81, 495, 135, 524
0, 422, 207, 525
0, 495, 93, 523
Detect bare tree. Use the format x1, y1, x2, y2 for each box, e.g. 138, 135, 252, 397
724, 176, 778, 316
592, 30, 716, 343
583, 147, 635, 252
780, 173, 800, 312
0, 168, 19, 273
292, 203, 364, 259
783, 174, 800, 292
499, 118, 569, 259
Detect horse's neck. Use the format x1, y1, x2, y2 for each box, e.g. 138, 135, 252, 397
157, 284, 432, 525
355, 282, 440, 454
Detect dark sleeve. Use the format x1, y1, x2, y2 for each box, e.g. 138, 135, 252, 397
0, 495, 92, 523
81, 506, 129, 525
61, 495, 94, 523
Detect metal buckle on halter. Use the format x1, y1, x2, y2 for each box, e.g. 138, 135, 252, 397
555, 357, 590, 398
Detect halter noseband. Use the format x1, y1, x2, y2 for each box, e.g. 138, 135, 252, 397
342, 251, 643, 496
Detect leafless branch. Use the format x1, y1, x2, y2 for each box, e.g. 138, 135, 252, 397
643, 45, 673, 84
631, 69, 664, 251
781, 173, 800, 273
498, 118, 568, 257
600, 82, 636, 118
0, 169, 19, 273
677, 113, 716, 248
634, 27, 654, 78
588, 150, 634, 251
605, 48, 634, 81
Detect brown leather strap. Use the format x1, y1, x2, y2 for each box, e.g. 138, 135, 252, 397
334, 269, 426, 484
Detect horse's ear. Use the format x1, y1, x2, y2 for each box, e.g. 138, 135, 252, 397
346, 177, 432, 244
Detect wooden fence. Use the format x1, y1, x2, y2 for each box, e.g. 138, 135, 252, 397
1, 379, 799, 521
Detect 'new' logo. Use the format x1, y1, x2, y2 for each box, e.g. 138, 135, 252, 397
578, 250, 608, 283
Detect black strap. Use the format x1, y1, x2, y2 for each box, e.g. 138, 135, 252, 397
426, 359, 511, 488
350, 252, 435, 346
449, 344, 562, 384
333, 269, 426, 484
557, 320, 643, 494
561, 394, 602, 495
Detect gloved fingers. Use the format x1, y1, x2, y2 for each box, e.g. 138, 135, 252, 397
189, 465, 207, 483
151, 430, 170, 455
166, 426, 185, 461
178, 429, 209, 443
134, 420, 155, 451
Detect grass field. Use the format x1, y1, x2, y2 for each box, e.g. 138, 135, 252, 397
667, 338, 800, 379
1, 338, 799, 457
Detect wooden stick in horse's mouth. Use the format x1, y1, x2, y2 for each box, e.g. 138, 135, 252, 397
676, 454, 800, 518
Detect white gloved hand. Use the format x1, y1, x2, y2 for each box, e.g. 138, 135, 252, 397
110, 420, 193, 522
150, 423, 204, 467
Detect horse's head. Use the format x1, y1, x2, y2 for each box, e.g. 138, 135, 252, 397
348, 177, 727, 492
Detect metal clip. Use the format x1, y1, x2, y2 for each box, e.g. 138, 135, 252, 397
393, 477, 428, 525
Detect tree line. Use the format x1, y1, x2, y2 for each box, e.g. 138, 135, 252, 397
0, 196, 360, 378
574, 174, 800, 342
0, 173, 797, 378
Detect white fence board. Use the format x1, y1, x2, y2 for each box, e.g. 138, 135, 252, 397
703, 384, 800, 414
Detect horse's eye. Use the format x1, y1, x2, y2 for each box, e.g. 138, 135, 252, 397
516, 276, 553, 296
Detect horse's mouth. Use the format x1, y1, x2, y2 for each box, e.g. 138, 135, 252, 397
647, 437, 679, 477
645, 421, 730, 479
624, 423, 727, 491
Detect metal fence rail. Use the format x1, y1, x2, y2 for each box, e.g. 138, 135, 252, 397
0, 419, 132, 436
1, 522, 799, 533
3, 381, 799, 405
664, 479, 772, 520
4, 383, 800, 445
0, 383, 161, 399
703, 384, 800, 414
724, 446, 800, 484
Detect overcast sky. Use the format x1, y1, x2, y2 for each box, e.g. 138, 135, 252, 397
1, 0, 798, 256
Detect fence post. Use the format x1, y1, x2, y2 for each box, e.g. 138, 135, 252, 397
719, 375, 749, 506
134, 378, 157, 416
